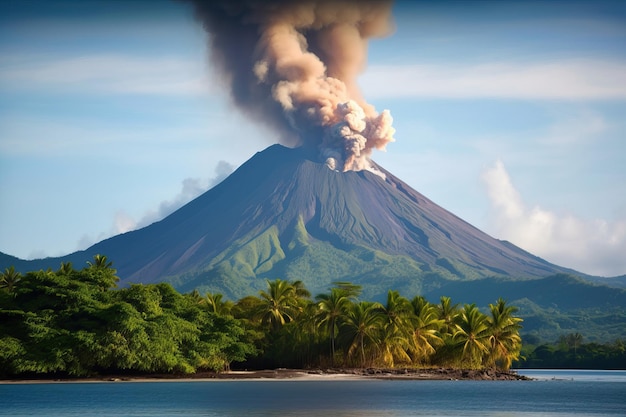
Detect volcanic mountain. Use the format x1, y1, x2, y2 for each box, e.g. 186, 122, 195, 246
6, 144, 580, 296
4, 144, 626, 340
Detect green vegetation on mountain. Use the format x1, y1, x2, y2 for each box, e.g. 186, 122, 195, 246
516, 333, 626, 369
1, 257, 531, 378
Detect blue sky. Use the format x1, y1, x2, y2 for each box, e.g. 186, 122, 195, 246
1, 0, 625, 277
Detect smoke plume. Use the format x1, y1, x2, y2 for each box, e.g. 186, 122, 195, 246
187, 0, 396, 173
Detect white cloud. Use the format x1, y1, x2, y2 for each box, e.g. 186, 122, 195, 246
361, 59, 626, 100
132, 160, 235, 229
482, 159, 626, 277
76, 160, 236, 252
0, 53, 213, 96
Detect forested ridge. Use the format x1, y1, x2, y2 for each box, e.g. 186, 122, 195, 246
0, 255, 612, 378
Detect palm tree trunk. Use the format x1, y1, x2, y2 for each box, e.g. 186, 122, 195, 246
360, 334, 365, 367
330, 317, 336, 366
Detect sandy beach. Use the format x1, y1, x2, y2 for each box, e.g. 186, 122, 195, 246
0, 368, 531, 383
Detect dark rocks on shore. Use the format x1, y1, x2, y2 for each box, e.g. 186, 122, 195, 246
3, 367, 531, 382
315, 368, 530, 381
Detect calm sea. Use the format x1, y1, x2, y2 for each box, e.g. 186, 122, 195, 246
1, 370, 625, 417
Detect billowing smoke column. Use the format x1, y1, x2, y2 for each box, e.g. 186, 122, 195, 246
187, 0, 395, 174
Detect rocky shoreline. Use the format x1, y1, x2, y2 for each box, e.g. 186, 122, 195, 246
2, 368, 531, 383
209, 367, 531, 381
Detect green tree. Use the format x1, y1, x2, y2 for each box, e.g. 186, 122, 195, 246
339, 301, 385, 367
256, 279, 301, 333
487, 298, 523, 370
204, 292, 233, 316
0, 266, 22, 294
84, 254, 119, 290
409, 296, 444, 364
453, 304, 491, 369
437, 296, 459, 337
315, 286, 356, 365
563, 332, 584, 355
379, 290, 413, 366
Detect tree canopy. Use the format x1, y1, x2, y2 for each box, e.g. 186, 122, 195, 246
0, 257, 531, 377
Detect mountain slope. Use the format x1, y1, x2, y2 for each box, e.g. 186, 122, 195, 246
6, 144, 580, 295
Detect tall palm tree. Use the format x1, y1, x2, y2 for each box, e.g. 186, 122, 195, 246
257, 279, 300, 332
409, 296, 444, 364
316, 287, 354, 365
0, 266, 21, 294
487, 298, 523, 370
339, 301, 385, 367
379, 290, 413, 366
280, 301, 319, 367
438, 296, 460, 338
453, 304, 491, 369
85, 254, 119, 289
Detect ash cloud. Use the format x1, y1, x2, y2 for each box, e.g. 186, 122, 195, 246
187, 0, 395, 173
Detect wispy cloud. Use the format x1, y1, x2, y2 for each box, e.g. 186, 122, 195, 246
131, 160, 235, 230
0, 53, 213, 96
540, 109, 610, 145
77, 160, 235, 250
361, 59, 626, 100
482, 159, 626, 277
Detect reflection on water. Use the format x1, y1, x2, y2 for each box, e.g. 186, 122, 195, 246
1, 370, 625, 417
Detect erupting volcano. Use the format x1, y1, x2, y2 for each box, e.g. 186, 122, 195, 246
0, 0, 592, 299
188, 0, 395, 174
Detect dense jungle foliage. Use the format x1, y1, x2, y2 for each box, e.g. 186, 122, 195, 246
0, 255, 588, 378
516, 333, 626, 369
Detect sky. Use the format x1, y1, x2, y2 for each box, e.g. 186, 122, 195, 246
1, 0, 625, 277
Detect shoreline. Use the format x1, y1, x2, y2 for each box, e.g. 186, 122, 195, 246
0, 368, 531, 384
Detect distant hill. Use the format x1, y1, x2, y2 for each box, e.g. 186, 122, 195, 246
2, 144, 624, 342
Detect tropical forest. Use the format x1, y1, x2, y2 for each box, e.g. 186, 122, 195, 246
1, 256, 623, 378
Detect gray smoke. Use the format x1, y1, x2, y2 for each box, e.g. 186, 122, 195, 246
187, 0, 396, 173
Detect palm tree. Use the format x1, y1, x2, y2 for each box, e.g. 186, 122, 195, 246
563, 332, 584, 355
339, 301, 385, 367
379, 290, 414, 366
57, 262, 75, 277
257, 279, 301, 332
0, 266, 21, 294
188, 289, 204, 304
85, 254, 119, 289
87, 254, 113, 269
438, 296, 460, 338
205, 292, 233, 316
453, 304, 491, 369
291, 280, 311, 299
316, 287, 354, 365
279, 301, 319, 367
409, 296, 444, 364
487, 298, 523, 370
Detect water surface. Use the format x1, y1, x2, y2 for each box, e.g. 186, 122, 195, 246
2, 370, 625, 416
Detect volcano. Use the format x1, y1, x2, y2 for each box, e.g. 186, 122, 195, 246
4, 145, 581, 298
5, 144, 626, 341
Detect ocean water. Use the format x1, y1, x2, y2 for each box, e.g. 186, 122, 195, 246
1, 370, 625, 417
